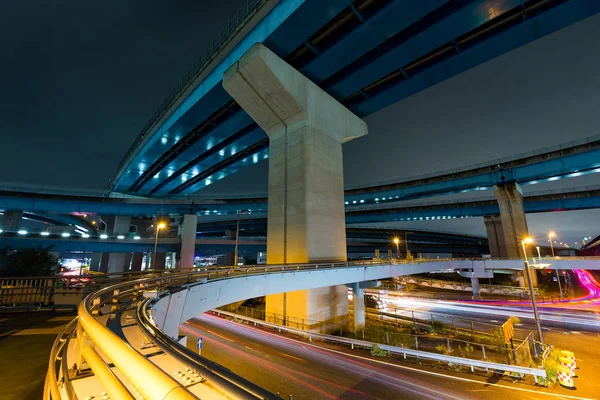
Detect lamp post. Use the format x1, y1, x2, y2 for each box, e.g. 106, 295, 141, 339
234, 210, 249, 267
404, 231, 410, 259
521, 237, 544, 346
152, 222, 166, 270
548, 232, 562, 299
393, 237, 400, 259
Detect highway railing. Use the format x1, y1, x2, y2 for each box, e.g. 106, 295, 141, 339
136, 298, 280, 400
43, 260, 393, 399
212, 309, 548, 384
0, 270, 175, 308
45, 256, 580, 398
391, 276, 538, 296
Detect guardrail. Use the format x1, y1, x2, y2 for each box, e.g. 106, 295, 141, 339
0, 270, 174, 307
392, 276, 538, 296
212, 310, 547, 384
45, 257, 569, 398
45, 260, 399, 399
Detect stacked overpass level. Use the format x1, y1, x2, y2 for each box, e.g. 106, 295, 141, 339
0, 185, 598, 219
111, 0, 600, 197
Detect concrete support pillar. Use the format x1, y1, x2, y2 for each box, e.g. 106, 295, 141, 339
180, 214, 197, 269
2, 210, 23, 231
154, 252, 166, 270
471, 277, 481, 300
107, 253, 128, 274
483, 214, 506, 258
131, 253, 144, 272
100, 216, 133, 274
89, 253, 101, 272
493, 182, 529, 258
349, 283, 365, 331
223, 44, 367, 331
112, 216, 132, 237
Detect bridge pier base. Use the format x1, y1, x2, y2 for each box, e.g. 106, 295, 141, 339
180, 214, 197, 269
223, 43, 367, 332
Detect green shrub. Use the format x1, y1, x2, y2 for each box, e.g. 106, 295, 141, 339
436, 344, 449, 355
456, 343, 474, 358
371, 344, 387, 357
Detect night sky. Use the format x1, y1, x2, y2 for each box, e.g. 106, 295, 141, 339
1, 1, 599, 245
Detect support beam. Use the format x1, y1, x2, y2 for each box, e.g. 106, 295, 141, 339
493, 182, 529, 258
89, 253, 101, 272
131, 253, 144, 272
180, 214, 197, 269
102, 216, 132, 274
223, 43, 367, 331
471, 277, 481, 300
154, 252, 166, 270
483, 214, 506, 258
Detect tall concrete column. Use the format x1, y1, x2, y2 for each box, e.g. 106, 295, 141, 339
180, 214, 197, 269
493, 182, 529, 258
224, 43, 367, 330
131, 253, 144, 271
89, 253, 101, 272
471, 277, 481, 300
154, 252, 166, 270
2, 210, 23, 231
483, 214, 506, 258
103, 216, 132, 274
349, 283, 365, 331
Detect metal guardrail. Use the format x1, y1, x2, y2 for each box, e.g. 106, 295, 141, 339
212, 310, 547, 383
44, 257, 564, 398
136, 298, 280, 400
43, 260, 396, 399
392, 276, 537, 296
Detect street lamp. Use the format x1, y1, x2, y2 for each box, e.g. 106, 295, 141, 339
548, 231, 562, 299
392, 237, 400, 259
152, 222, 166, 270
233, 210, 249, 267
521, 237, 544, 346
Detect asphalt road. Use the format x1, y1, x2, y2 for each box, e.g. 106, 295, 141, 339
184, 314, 592, 400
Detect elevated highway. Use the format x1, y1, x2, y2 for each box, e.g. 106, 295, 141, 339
1, 181, 599, 219
109, 0, 600, 197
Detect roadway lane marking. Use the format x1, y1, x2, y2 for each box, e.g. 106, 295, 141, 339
245, 345, 261, 354
297, 342, 594, 400
203, 328, 235, 343
277, 351, 306, 363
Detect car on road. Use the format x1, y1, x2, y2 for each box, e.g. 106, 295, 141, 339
365, 294, 384, 309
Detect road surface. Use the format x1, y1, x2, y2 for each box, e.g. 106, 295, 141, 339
183, 314, 591, 400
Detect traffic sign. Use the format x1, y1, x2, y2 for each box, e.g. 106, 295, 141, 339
197, 337, 203, 350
